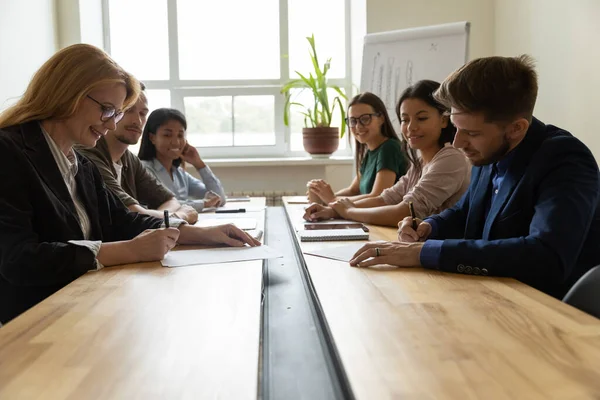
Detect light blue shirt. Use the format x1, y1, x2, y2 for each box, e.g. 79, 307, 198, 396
141, 158, 226, 211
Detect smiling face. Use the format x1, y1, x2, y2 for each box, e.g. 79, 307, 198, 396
150, 119, 186, 161
348, 103, 384, 145
399, 98, 448, 152
63, 83, 126, 147
112, 93, 149, 145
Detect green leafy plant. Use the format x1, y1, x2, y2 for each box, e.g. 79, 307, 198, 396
281, 34, 348, 137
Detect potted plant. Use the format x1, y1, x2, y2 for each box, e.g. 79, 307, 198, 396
281, 34, 347, 156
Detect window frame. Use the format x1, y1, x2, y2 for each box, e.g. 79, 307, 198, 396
102, 0, 357, 158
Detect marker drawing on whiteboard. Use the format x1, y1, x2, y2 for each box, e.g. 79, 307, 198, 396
393, 66, 402, 102
385, 57, 394, 105
370, 52, 380, 91
405, 60, 414, 87
377, 64, 384, 98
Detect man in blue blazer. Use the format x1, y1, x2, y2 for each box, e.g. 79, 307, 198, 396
350, 55, 600, 299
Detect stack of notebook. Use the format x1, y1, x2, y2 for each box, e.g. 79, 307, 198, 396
298, 221, 370, 242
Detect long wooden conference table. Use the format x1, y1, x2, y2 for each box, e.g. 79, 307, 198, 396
0, 196, 598, 399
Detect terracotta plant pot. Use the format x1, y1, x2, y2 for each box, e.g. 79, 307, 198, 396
302, 127, 340, 156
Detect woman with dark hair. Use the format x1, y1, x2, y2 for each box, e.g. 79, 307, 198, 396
304, 80, 470, 227
306, 92, 408, 204
139, 108, 226, 212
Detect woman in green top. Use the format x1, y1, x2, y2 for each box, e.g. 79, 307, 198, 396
307, 92, 408, 204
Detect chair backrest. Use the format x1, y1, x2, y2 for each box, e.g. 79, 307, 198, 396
563, 265, 600, 319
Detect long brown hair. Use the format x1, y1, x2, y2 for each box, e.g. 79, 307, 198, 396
396, 80, 456, 177
348, 92, 400, 176
0, 43, 140, 128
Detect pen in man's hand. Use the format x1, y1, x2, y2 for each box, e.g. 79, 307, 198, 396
164, 210, 170, 228
408, 201, 417, 230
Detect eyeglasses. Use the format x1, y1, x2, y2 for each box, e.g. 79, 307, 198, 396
345, 113, 380, 128
87, 95, 124, 123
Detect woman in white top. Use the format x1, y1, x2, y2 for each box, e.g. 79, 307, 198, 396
304, 80, 471, 227
138, 108, 226, 212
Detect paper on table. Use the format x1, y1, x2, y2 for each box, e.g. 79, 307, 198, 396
301, 219, 352, 226
161, 245, 282, 267
304, 242, 367, 262
248, 229, 263, 241
195, 218, 257, 230
197, 213, 246, 220
226, 197, 251, 202
287, 199, 309, 204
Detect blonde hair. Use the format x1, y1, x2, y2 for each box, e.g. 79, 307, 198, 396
0, 43, 141, 129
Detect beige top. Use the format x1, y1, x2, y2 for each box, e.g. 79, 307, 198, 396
380, 144, 471, 219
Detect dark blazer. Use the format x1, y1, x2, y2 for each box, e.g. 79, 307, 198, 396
0, 121, 163, 323
427, 117, 600, 298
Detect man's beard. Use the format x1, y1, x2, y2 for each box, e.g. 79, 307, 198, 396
115, 131, 138, 145
473, 135, 511, 166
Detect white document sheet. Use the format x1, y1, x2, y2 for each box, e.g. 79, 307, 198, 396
226, 197, 251, 202
161, 245, 282, 267
304, 242, 369, 262
301, 219, 352, 226
195, 218, 257, 230
287, 199, 309, 204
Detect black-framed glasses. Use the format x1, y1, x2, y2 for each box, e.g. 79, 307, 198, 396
345, 112, 380, 128
87, 95, 124, 123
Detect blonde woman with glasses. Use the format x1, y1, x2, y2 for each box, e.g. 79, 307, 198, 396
0, 44, 259, 324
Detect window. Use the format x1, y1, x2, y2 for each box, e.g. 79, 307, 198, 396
104, 0, 363, 158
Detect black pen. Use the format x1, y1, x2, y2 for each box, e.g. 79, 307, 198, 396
408, 201, 417, 230
164, 209, 170, 228
215, 208, 246, 214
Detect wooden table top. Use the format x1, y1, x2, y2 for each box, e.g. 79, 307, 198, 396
0, 198, 266, 400
283, 196, 600, 400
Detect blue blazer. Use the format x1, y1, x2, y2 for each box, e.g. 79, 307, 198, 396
427, 118, 600, 298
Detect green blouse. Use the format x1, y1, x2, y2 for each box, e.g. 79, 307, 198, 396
359, 139, 407, 194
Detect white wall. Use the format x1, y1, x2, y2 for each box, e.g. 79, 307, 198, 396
78, 0, 104, 47
367, 0, 600, 159
495, 0, 600, 158
55, 0, 104, 48
366, 0, 495, 60
0, 0, 57, 110
204, 163, 353, 196
55, 0, 80, 48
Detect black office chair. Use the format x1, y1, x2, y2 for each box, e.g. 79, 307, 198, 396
563, 265, 600, 319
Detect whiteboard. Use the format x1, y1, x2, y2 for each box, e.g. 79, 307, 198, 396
360, 21, 470, 131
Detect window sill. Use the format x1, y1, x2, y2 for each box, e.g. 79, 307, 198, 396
203, 156, 354, 168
